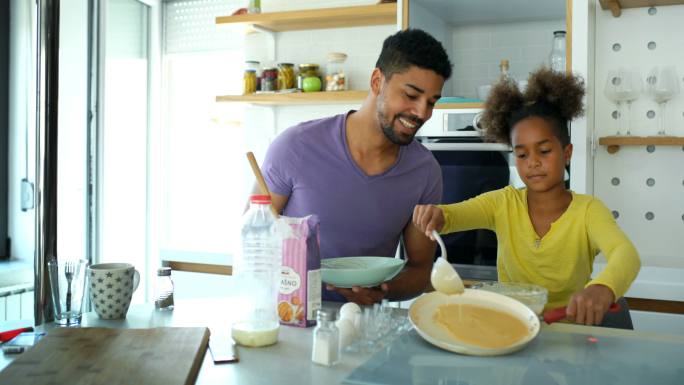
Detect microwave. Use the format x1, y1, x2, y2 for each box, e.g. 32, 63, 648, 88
417, 107, 510, 152
418, 107, 484, 138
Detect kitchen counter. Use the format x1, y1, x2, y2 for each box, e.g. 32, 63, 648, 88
1, 297, 683, 384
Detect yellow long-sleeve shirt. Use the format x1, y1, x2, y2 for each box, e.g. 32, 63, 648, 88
438, 186, 641, 310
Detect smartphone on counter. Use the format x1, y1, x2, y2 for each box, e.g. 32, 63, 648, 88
209, 337, 239, 363
1, 332, 46, 354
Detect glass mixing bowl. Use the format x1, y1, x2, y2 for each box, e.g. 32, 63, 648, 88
471, 282, 548, 315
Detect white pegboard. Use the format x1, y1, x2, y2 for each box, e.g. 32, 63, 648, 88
593, 4, 684, 270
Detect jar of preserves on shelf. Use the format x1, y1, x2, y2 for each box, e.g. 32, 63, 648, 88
297, 64, 322, 92
243, 69, 257, 94
261, 67, 278, 92
325, 52, 347, 91
245, 60, 262, 91
277, 63, 296, 90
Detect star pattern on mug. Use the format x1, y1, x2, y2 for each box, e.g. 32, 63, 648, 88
90, 269, 135, 319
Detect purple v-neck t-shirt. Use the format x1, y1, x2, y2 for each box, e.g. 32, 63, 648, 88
262, 112, 442, 299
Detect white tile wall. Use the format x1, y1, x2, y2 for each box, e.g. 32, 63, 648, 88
449, 19, 565, 98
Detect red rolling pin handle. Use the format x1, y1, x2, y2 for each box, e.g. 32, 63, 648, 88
543, 303, 620, 324
0, 327, 34, 343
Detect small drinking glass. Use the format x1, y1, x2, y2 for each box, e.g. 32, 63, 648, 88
48, 259, 89, 326
646, 66, 680, 135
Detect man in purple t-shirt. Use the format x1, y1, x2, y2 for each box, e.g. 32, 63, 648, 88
261, 29, 453, 304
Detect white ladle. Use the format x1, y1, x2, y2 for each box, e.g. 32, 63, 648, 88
430, 230, 465, 295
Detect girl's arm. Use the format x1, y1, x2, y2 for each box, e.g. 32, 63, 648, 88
437, 189, 502, 234
413, 188, 502, 239
585, 199, 641, 300
565, 199, 640, 325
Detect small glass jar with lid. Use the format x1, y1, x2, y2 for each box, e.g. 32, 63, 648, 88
245, 60, 261, 91
243, 69, 257, 94
261, 67, 278, 92
277, 63, 295, 90
325, 52, 348, 91
297, 64, 322, 92
154, 267, 174, 310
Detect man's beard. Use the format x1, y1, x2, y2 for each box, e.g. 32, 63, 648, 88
377, 106, 423, 146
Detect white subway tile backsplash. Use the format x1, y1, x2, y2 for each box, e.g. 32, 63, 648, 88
481, 47, 524, 64
521, 45, 552, 62
452, 48, 492, 66
453, 64, 490, 80
451, 32, 492, 50
450, 19, 564, 97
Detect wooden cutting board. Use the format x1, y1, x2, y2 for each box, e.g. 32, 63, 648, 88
0, 327, 210, 385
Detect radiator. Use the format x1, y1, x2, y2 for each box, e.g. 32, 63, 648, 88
0, 284, 34, 322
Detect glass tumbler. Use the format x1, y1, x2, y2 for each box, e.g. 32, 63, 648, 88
48, 259, 89, 326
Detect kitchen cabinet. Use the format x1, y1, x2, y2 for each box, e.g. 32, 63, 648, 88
399, 0, 569, 100
215, 3, 397, 105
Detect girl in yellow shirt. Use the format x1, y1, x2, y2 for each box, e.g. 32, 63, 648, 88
413, 68, 640, 327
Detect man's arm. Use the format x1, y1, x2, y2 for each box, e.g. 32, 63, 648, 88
383, 221, 435, 301
245, 182, 289, 215
326, 222, 435, 305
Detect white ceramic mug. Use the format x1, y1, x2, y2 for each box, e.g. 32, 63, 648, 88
87, 263, 140, 319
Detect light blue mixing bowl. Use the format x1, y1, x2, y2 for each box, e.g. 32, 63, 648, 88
321, 256, 405, 288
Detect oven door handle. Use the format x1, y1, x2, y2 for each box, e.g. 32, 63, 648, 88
421, 142, 511, 152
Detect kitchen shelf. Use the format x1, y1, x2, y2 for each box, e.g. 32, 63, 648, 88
599, 0, 684, 17
598, 135, 684, 153
216, 90, 368, 105
435, 102, 484, 110
215, 3, 397, 32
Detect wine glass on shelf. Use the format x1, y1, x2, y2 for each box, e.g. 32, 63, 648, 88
604, 70, 623, 136
620, 68, 642, 136
604, 69, 642, 136
646, 66, 680, 136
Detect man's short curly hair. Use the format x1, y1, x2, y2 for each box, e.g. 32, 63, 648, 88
375, 29, 452, 81
480, 67, 585, 147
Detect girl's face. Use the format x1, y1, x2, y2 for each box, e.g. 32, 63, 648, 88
511, 116, 572, 193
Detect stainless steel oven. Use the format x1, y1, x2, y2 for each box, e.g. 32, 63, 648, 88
416, 106, 519, 281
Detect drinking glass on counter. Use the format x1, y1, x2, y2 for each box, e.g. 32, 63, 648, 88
343, 300, 412, 354
48, 259, 89, 326
646, 66, 680, 135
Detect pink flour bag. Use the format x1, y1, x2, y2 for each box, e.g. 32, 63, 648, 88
278, 215, 321, 327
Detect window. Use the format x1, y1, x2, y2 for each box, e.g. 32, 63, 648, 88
160, 1, 248, 293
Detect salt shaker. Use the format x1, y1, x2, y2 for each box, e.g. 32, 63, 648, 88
311, 309, 340, 366
154, 267, 174, 310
